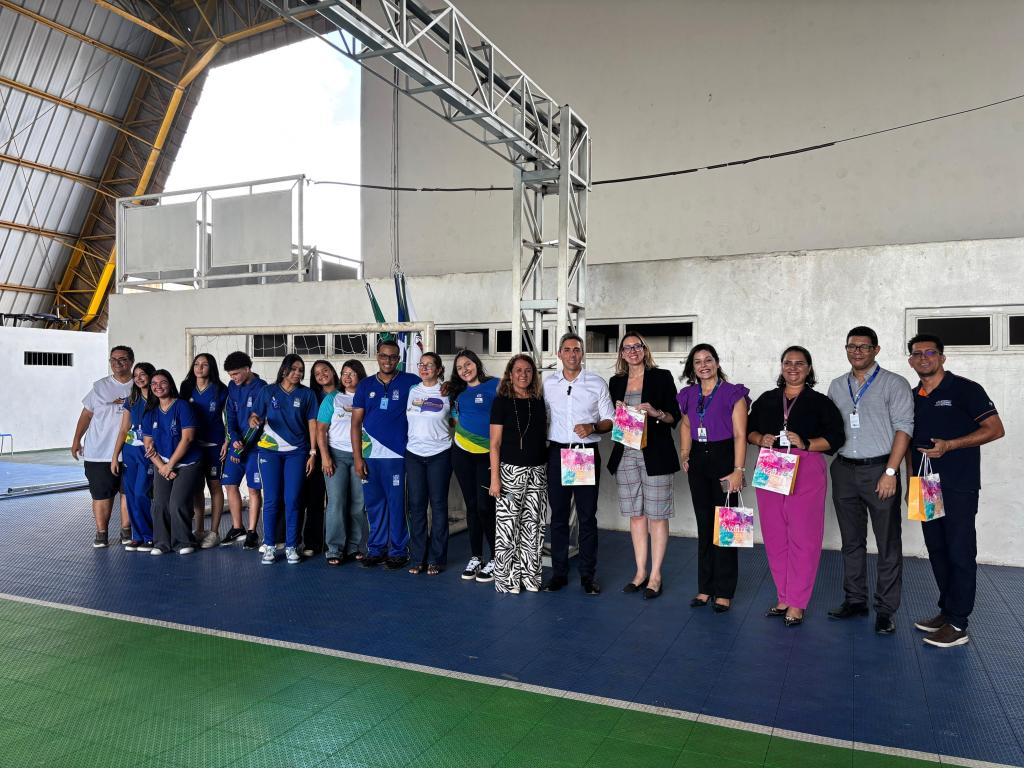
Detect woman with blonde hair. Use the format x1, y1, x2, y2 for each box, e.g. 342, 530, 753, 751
488, 354, 548, 593
607, 333, 681, 599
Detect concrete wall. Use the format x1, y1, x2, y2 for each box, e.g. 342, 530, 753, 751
109, 236, 1023, 565
0, 327, 110, 452
361, 0, 1024, 278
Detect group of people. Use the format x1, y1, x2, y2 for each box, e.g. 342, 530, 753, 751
73, 325, 1003, 648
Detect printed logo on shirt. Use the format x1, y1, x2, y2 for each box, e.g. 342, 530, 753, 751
209, 402, 217, 413
246, 397, 253, 408
293, 397, 301, 408
392, 390, 401, 400
474, 394, 483, 404
409, 397, 445, 414
934, 400, 953, 407
369, 392, 377, 399
169, 418, 179, 435
271, 396, 280, 409
392, 474, 401, 486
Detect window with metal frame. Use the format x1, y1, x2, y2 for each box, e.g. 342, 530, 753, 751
23, 351, 74, 367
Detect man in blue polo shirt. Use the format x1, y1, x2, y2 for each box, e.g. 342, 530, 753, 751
905, 333, 1004, 648
351, 338, 420, 569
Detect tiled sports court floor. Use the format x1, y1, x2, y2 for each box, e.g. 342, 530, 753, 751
1, 488, 1023, 768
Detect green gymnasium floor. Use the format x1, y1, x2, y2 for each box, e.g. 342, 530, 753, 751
0, 596, 942, 768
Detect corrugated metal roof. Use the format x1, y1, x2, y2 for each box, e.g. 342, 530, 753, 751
0, 0, 327, 326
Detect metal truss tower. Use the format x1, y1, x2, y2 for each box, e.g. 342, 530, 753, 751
259, 0, 590, 368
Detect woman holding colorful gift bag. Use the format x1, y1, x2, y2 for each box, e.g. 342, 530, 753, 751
677, 344, 749, 612
607, 333, 681, 600
747, 346, 845, 626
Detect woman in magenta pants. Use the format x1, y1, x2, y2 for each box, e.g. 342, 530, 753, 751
747, 346, 845, 626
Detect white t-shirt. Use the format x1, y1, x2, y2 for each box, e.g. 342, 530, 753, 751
81, 375, 133, 462
405, 383, 451, 457
328, 391, 355, 452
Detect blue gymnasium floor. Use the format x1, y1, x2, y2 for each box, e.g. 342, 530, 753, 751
1, 488, 1023, 767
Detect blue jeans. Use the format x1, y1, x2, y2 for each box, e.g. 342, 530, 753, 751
363, 456, 409, 558
259, 449, 306, 548
324, 448, 366, 558
406, 448, 452, 567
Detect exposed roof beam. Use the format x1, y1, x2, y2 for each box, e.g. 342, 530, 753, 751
0, 217, 78, 244
0, 151, 116, 198
0, 75, 157, 148
0, 281, 54, 296
0, 0, 177, 86
91, 0, 190, 49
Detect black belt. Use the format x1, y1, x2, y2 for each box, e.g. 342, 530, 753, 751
548, 441, 599, 450
836, 454, 888, 466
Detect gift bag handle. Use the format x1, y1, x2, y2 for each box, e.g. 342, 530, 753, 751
724, 490, 747, 508
917, 452, 932, 477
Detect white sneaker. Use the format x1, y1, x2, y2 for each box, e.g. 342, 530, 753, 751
475, 560, 495, 583
461, 556, 482, 580
150, 546, 166, 556
178, 546, 195, 555
200, 531, 220, 549
262, 546, 277, 565
286, 547, 301, 564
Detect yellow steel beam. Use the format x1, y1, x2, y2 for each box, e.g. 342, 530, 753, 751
0, 75, 157, 148
0, 0, 178, 86
91, 0, 189, 49
0, 151, 115, 198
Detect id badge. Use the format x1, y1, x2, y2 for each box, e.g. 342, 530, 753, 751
778, 430, 790, 448
379, 397, 389, 410
697, 426, 708, 442
849, 412, 860, 429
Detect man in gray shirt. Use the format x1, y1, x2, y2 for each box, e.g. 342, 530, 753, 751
827, 326, 914, 634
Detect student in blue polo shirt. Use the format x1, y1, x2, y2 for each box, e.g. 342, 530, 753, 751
222, 351, 267, 550
250, 353, 319, 565
180, 353, 229, 549
111, 362, 157, 550
905, 333, 1004, 648
143, 370, 203, 556
351, 338, 420, 569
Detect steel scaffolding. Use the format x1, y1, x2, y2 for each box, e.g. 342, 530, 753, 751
258, 0, 590, 368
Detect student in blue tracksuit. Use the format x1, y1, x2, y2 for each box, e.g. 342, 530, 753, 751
180, 353, 229, 549
143, 370, 202, 555
250, 353, 319, 565
351, 338, 420, 569
222, 351, 267, 550
111, 362, 156, 551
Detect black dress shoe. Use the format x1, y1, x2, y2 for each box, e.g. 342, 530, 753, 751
713, 601, 731, 614
642, 585, 662, 600
765, 606, 787, 617
690, 596, 710, 608
581, 578, 601, 595
360, 555, 384, 568
784, 613, 804, 627
875, 614, 895, 634
828, 602, 869, 619
542, 576, 568, 592
623, 578, 649, 594
384, 555, 410, 570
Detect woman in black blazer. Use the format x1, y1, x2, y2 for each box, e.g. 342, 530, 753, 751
607, 333, 681, 599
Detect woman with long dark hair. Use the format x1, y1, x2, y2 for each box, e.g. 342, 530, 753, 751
488, 354, 548, 594
143, 370, 203, 555
677, 343, 749, 611
448, 349, 500, 583
299, 359, 339, 556
747, 346, 845, 626
180, 353, 228, 548
319, 359, 368, 565
111, 362, 157, 551
249, 354, 319, 565
608, 333, 681, 600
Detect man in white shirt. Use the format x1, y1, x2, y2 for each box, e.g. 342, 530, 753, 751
542, 333, 614, 594
71, 346, 134, 548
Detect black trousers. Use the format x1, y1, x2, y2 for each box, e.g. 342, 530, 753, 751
829, 458, 903, 614
299, 455, 326, 553
152, 463, 201, 551
547, 444, 601, 581
452, 448, 496, 560
686, 439, 738, 599
922, 488, 979, 629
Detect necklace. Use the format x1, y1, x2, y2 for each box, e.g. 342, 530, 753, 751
511, 395, 531, 450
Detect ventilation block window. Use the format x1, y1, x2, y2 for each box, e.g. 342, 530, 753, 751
24, 351, 73, 366
496, 329, 549, 354
293, 334, 327, 356
253, 334, 287, 358
1008, 316, 1024, 347
625, 321, 694, 353
436, 328, 489, 356
333, 334, 369, 356
916, 317, 991, 347
585, 324, 621, 354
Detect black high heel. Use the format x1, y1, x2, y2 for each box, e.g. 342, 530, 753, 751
690, 596, 710, 608
622, 577, 649, 594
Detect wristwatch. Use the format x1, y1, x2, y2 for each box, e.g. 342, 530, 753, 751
884, 467, 897, 477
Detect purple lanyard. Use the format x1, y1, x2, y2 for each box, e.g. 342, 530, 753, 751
782, 390, 801, 430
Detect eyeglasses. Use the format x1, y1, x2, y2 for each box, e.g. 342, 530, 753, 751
909, 349, 941, 359
377, 353, 400, 361
417, 362, 436, 369
844, 344, 876, 353
109, 357, 131, 364
782, 360, 808, 368
621, 343, 645, 353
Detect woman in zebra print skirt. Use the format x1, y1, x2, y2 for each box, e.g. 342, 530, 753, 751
488, 354, 548, 594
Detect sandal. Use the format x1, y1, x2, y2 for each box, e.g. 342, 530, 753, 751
427, 564, 441, 576
326, 556, 342, 567
408, 564, 425, 575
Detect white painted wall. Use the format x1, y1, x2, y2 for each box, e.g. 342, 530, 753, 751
0, 327, 110, 452
109, 236, 1023, 565
361, 0, 1024, 278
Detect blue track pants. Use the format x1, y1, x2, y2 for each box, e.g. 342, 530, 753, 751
259, 448, 306, 548
363, 456, 409, 558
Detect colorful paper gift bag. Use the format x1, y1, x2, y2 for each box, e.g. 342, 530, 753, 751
751, 447, 800, 496
560, 445, 596, 486
908, 454, 945, 522
611, 403, 647, 450
714, 492, 755, 548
